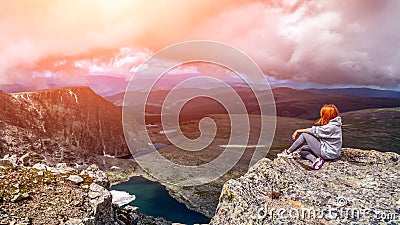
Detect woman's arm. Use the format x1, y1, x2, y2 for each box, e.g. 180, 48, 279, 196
292, 128, 311, 140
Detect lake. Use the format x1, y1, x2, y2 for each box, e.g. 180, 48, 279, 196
111, 176, 211, 225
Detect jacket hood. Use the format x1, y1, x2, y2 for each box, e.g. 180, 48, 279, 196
329, 116, 342, 125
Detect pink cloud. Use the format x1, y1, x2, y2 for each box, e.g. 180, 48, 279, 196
190, 0, 400, 87
0, 0, 399, 88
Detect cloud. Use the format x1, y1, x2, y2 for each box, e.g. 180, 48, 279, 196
190, 0, 400, 87
0, 0, 251, 84
1, 0, 399, 88
73, 48, 153, 78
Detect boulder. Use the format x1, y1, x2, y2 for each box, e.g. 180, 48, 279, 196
11, 193, 30, 203
88, 183, 114, 224
114, 205, 140, 224
32, 163, 48, 171
1, 154, 18, 168
81, 164, 110, 190
51, 163, 76, 174
210, 148, 400, 225
67, 175, 84, 185
3, 154, 18, 165
0, 159, 13, 168
18, 153, 45, 166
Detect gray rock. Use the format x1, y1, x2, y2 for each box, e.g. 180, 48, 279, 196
46, 163, 76, 174
64, 218, 83, 225
32, 163, 47, 171
3, 154, 18, 167
81, 164, 110, 190
210, 148, 400, 225
17, 152, 30, 165
88, 183, 114, 224
396, 199, 400, 211
11, 193, 30, 203
0, 159, 13, 168
110, 166, 120, 170
124, 205, 139, 213
67, 175, 84, 185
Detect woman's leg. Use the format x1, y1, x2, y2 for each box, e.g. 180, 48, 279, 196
287, 133, 321, 157
298, 145, 318, 162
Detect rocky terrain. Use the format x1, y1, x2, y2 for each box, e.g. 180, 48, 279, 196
0, 86, 130, 165
210, 148, 400, 224
0, 155, 171, 225
1, 86, 399, 224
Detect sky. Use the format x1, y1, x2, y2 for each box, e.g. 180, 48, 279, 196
1, 0, 400, 91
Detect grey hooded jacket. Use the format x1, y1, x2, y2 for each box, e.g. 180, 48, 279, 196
307, 116, 342, 159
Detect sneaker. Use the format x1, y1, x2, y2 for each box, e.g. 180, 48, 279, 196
277, 149, 294, 159
291, 151, 301, 159
312, 157, 325, 170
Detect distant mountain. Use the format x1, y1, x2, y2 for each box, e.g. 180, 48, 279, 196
104, 92, 126, 106
306, 87, 400, 98
105, 87, 400, 121
84, 75, 128, 96
273, 87, 400, 119
0, 86, 130, 165
0, 75, 129, 97
0, 84, 37, 93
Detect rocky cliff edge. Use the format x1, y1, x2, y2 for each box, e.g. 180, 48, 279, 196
210, 148, 400, 225
0, 156, 170, 225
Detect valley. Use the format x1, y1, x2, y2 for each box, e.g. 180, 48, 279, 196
1, 86, 400, 223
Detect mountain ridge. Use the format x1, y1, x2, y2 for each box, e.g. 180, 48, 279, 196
306, 87, 400, 98
105, 87, 400, 120
0, 86, 130, 165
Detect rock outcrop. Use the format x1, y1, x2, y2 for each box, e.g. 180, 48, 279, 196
0, 156, 170, 225
0, 86, 130, 165
210, 148, 400, 224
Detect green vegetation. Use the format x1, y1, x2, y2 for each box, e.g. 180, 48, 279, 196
341, 107, 400, 153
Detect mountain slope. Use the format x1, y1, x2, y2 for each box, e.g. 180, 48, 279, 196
105, 87, 400, 120
341, 107, 400, 153
307, 87, 400, 98
273, 87, 400, 119
0, 86, 130, 164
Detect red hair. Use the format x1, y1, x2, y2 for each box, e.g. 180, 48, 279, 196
316, 104, 339, 126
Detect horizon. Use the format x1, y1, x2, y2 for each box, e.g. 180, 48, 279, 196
2, 76, 400, 97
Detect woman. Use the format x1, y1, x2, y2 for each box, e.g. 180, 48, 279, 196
278, 104, 342, 170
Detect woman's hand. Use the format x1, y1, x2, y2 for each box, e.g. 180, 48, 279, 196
292, 130, 299, 140
292, 128, 311, 140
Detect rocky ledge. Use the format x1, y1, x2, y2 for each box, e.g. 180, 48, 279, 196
0, 156, 170, 225
210, 148, 400, 225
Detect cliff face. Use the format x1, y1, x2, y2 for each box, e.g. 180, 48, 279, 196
211, 148, 400, 224
0, 86, 129, 164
